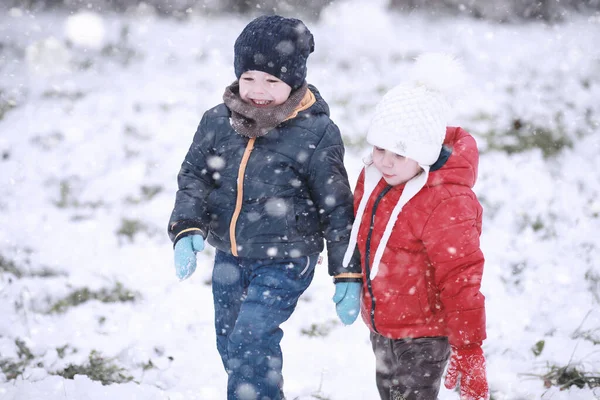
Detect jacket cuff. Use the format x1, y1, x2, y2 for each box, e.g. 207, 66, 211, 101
329, 247, 362, 276
333, 272, 363, 284
169, 220, 206, 246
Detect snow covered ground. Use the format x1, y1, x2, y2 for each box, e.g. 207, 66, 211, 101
1, 1, 599, 399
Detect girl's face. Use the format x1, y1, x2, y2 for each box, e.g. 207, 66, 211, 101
372, 146, 422, 186
239, 70, 292, 108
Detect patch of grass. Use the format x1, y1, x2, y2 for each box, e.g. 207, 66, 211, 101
31, 267, 66, 278
0, 253, 22, 278
140, 359, 155, 371
141, 185, 162, 199
585, 268, 600, 305
100, 25, 141, 67
116, 218, 150, 242
477, 195, 502, 220
0, 252, 64, 279
53, 178, 104, 210
125, 185, 163, 204
572, 327, 600, 346
41, 89, 85, 101
16, 338, 34, 360
30, 131, 65, 151
54, 350, 133, 385
124, 124, 151, 140
572, 310, 600, 345
482, 118, 573, 158
55, 179, 71, 208
57, 344, 78, 359
48, 282, 138, 314
516, 212, 557, 240
500, 261, 527, 293
0, 358, 27, 380
375, 83, 391, 95
532, 340, 545, 357
518, 214, 545, 233
300, 320, 338, 338
0, 339, 34, 380
0, 88, 19, 121
540, 364, 600, 390
342, 134, 368, 151
310, 394, 331, 400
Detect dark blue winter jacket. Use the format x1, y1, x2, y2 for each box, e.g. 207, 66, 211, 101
168, 85, 361, 277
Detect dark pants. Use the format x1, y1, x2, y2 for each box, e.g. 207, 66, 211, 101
370, 333, 451, 400
212, 250, 317, 400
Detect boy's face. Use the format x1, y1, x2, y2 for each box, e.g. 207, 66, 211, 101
372, 146, 422, 186
239, 70, 292, 108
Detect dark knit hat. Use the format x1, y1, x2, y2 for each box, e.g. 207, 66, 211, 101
234, 15, 315, 90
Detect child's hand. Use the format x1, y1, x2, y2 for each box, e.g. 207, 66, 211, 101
444, 345, 489, 400
173, 234, 205, 281
332, 282, 361, 325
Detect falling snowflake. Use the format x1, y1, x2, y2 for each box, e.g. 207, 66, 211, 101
207, 155, 226, 170
264, 198, 288, 217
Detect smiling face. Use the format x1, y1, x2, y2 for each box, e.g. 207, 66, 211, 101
238, 70, 293, 108
372, 146, 423, 186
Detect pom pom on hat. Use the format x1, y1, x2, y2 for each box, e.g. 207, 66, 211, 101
367, 52, 466, 166
410, 52, 466, 98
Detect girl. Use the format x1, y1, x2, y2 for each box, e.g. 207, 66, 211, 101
342, 54, 489, 400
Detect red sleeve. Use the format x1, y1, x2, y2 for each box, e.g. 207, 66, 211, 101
421, 194, 486, 348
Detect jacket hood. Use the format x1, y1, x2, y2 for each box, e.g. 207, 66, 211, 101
427, 127, 479, 189
305, 84, 330, 117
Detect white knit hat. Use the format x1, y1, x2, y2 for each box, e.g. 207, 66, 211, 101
368, 52, 465, 165
342, 53, 466, 279
367, 84, 449, 166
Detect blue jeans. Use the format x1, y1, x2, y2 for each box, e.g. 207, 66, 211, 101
212, 250, 317, 400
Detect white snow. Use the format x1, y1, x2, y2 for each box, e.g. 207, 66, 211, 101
1, 1, 599, 399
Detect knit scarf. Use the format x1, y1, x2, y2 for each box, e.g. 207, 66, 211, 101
223, 81, 308, 138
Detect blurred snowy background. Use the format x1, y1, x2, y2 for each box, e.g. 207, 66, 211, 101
1, 0, 600, 399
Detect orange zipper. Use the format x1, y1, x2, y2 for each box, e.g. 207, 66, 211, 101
229, 137, 256, 256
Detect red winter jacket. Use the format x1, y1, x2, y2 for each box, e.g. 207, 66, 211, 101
354, 127, 486, 348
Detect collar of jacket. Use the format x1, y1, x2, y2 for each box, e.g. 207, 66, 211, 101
430, 144, 452, 172
223, 82, 312, 138
284, 89, 316, 121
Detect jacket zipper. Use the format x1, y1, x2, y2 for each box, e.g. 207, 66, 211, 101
229, 137, 256, 256
365, 185, 392, 334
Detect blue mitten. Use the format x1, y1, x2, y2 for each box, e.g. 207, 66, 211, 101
332, 282, 361, 325
174, 234, 205, 281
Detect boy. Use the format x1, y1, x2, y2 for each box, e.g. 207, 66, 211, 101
168, 15, 362, 400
